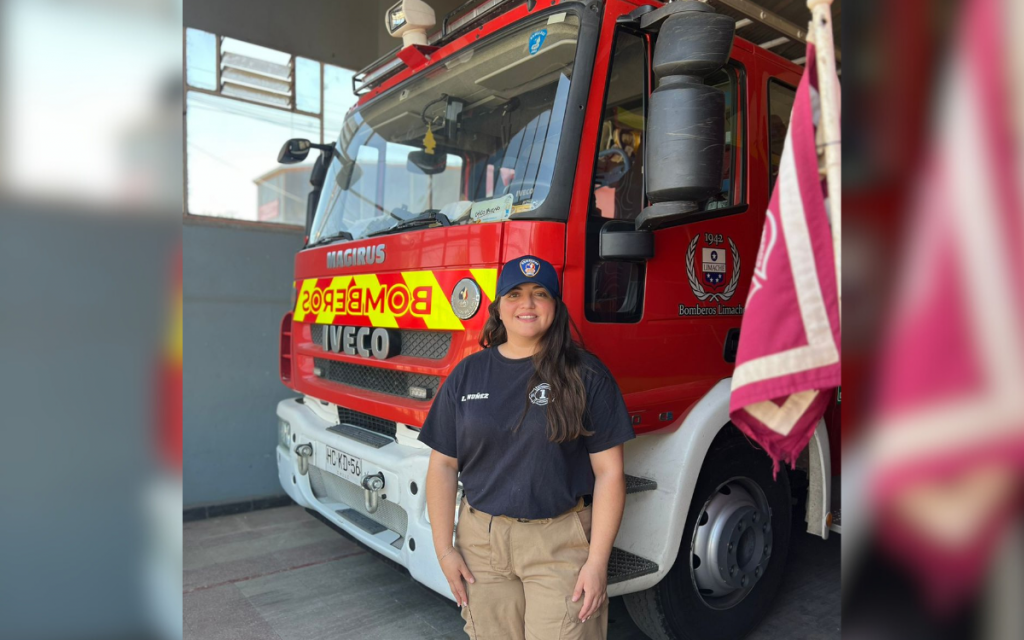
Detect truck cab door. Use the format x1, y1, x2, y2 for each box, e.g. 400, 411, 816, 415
568, 2, 752, 432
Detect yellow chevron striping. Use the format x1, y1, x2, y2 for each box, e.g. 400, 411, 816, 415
353, 273, 399, 328
294, 278, 319, 322
401, 270, 465, 331
317, 275, 350, 325
470, 268, 498, 302
293, 269, 501, 330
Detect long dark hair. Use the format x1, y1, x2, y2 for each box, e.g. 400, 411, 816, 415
479, 297, 593, 443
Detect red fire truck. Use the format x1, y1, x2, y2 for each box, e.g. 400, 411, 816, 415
275, 1, 839, 638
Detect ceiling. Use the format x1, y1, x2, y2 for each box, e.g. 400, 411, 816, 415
183, 0, 841, 72
183, 0, 469, 70
707, 0, 842, 66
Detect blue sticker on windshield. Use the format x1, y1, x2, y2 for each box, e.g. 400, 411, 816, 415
528, 29, 547, 55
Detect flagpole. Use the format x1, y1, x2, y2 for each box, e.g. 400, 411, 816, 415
807, 0, 841, 323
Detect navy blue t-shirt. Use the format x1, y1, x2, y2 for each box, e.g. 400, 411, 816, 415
418, 347, 635, 519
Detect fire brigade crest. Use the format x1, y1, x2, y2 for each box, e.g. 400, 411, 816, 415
680, 233, 744, 317
520, 258, 540, 277
702, 247, 726, 286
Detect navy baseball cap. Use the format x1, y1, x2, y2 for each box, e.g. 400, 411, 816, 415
496, 255, 560, 299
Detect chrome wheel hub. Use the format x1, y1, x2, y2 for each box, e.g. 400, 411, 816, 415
690, 478, 773, 609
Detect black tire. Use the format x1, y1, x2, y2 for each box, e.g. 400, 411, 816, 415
624, 427, 792, 640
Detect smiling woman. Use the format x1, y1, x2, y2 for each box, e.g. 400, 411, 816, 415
419, 255, 635, 638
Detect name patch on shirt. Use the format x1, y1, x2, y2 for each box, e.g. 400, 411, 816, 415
461, 393, 490, 402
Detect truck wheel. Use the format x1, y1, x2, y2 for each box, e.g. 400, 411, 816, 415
624, 429, 792, 640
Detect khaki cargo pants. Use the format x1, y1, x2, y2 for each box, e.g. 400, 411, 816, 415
455, 496, 609, 639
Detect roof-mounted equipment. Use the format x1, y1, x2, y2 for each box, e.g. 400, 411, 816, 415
354, 0, 529, 96
385, 0, 437, 47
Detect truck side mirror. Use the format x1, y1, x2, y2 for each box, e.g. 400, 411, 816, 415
278, 138, 312, 164
635, 2, 735, 231
599, 220, 653, 261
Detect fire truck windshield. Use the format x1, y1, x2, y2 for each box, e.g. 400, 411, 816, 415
309, 12, 582, 243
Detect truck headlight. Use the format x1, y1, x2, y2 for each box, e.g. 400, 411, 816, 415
278, 419, 291, 449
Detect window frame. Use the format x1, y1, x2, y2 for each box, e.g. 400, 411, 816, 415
585, 25, 649, 222
720, 60, 749, 213
583, 25, 649, 324
182, 27, 354, 230
766, 77, 797, 194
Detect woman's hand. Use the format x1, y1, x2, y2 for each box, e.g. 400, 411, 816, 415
571, 559, 608, 622
439, 546, 475, 607
426, 452, 472, 606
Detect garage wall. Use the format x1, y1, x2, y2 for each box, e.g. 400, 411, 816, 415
183, 221, 303, 508
182, 0, 472, 512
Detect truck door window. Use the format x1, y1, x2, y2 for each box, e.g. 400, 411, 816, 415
585, 29, 646, 323
590, 32, 645, 222
768, 80, 796, 192
702, 65, 744, 211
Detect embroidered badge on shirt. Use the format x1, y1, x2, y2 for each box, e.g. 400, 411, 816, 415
529, 383, 551, 406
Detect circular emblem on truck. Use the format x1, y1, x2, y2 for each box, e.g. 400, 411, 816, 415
450, 278, 481, 320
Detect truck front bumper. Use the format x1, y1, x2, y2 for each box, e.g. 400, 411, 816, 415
275, 397, 452, 601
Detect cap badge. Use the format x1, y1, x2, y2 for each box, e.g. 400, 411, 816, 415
519, 258, 540, 277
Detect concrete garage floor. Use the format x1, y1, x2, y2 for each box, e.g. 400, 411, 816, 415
184, 505, 839, 640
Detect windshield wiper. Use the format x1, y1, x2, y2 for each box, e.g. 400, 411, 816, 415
367, 210, 451, 237
307, 230, 353, 248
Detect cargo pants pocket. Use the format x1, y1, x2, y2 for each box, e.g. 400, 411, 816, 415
572, 506, 592, 547
559, 595, 604, 639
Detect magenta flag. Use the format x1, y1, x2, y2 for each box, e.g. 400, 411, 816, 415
728, 42, 841, 471
864, 0, 1024, 609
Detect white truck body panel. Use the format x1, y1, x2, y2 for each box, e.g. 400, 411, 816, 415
276, 396, 454, 600
608, 378, 734, 596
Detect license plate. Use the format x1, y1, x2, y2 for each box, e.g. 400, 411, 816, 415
322, 445, 363, 485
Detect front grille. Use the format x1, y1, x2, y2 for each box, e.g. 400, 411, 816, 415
399, 331, 452, 359
309, 325, 451, 360
314, 357, 440, 400
338, 406, 397, 440
308, 466, 409, 537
